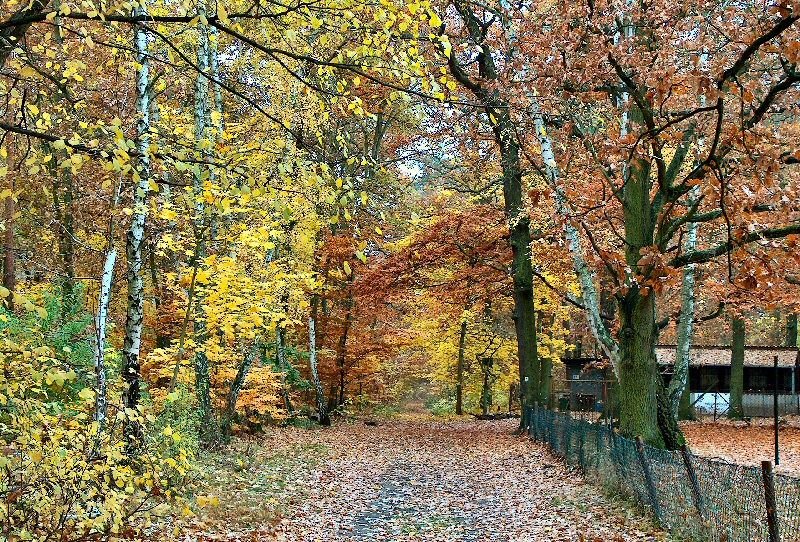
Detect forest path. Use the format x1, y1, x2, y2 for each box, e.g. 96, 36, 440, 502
191, 418, 664, 541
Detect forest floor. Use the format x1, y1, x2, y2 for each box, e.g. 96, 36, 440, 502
180, 416, 666, 541
682, 420, 800, 475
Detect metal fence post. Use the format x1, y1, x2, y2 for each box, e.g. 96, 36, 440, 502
563, 411, 571, 461
680, 444, 705, 520
762, 460, 780, 542
635, 436, 663, 527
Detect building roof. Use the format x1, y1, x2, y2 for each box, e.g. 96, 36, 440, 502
655, 346, 799, 368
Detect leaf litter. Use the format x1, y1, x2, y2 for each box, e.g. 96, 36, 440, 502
179, 418, 667, 541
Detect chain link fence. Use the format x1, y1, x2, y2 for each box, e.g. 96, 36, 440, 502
526, 406, 800, 542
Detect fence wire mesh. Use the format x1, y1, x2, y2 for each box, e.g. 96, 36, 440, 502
526, 406, 800, 542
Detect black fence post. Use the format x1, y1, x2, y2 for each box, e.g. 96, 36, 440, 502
635, 436, 663, 527
680, 444, 705, 520
774, 355, 780, 466
563, 411, 571, 461
762, 460, 780, 542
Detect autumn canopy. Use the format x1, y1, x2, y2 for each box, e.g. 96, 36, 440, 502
1, 0, 799, 538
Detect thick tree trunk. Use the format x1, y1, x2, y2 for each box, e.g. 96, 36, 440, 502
494, 113, 539, 421
309, 296, 329, 425
617, 159, 664, 446
729, 317, 746, 420
617, 292, 664, 446
122, 4, 151, 452
455, 319, 466, 415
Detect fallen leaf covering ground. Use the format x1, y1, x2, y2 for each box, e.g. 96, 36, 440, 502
682, 420, 800, 475
179, 417, 666, 541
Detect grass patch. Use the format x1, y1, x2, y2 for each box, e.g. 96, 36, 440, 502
191, 436, 329, 531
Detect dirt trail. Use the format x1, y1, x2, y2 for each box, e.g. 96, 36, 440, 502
190, 418, 664, 541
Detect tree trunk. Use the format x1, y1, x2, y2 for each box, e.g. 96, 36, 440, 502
221, 344, 258, 438
531, 100, 620, 373
122, 3, 151, 452
678, 379, 695, 420
455, 319, 466, 415
336, 279, 353, 407
616, 290, 663, 446
494, 113, 539, 422
3, 187, 14, 312
787, 314, 798, 348
480, 358, 493, 415
276, 326, 293, 414
309, 295, 329, 425
669, 189, 698, 419
93, 247, 116, 438
617, 159, 664, 446
52, 167, 76, 314
539, 357, 553, 406
729, 316, 746, 420
192, 8, 219, 445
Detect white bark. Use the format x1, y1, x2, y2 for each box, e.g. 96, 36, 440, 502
122, 2, 152, 424
669, 50, 708, 414
209, 24, 224, 134
93, 247, 116, 428
670, 194, 698, 415
529, 98, 621, 374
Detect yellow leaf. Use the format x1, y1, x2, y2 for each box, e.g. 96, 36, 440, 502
78, 388, 95, 402
217, 4, 229, 25
343, 261, 352, 275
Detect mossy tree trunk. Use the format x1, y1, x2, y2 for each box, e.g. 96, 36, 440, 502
616, 159, 666, 447
729, 317, 746, 420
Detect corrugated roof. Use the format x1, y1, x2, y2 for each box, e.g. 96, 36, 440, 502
656, 346, 799, 368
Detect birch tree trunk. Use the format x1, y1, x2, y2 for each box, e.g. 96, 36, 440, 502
122, 3, 151, 451
669, 189, 699, 419
309, 295, 329, 425
192, 7, 218, 444
531, 100, 620, 372
93, 247, 116, 436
